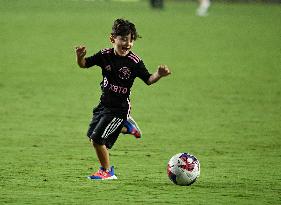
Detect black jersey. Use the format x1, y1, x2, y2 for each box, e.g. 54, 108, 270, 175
85, 48, 151, 112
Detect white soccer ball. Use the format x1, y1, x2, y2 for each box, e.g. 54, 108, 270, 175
167, 153, 200, 186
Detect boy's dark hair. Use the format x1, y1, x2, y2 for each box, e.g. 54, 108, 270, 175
111, 18, 140, 41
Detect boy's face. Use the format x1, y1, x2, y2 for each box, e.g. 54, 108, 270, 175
110, 33, 134, 56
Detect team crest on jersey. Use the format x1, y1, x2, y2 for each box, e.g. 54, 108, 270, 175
118, 67, 131, 80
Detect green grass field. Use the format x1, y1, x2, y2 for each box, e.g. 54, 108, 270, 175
1, 0, 281, 204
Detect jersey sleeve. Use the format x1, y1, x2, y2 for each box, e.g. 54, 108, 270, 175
136, 60, 152, 85
84, 50, 103, 68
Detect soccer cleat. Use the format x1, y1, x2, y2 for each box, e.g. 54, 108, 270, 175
88, 166, 117, 180
123, 116, 142, 138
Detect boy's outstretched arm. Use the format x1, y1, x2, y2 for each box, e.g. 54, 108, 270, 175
147, 65, 171, 85
75, 46, 87, 68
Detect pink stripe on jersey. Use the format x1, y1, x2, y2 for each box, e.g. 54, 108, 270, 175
130, 52, 141, 61
128, 55, 139, 63
129, 53, 141, 63
128, 53, 141, 63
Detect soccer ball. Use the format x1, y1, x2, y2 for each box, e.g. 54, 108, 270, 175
167, 153, 200, 186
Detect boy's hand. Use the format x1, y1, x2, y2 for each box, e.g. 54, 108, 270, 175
75, 46, 87, 68
75, 46, 87, 58
147, 65, 171, 85
158, 65, 171, 77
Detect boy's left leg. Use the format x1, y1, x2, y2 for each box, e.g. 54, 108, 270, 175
88, 141, 117, 180
121, 115, 142, 138
87, 115, 124, 180
92, 141, 110, 169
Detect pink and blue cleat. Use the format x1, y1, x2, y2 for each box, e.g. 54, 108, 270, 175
88, 166, 117, 180
123, 116, 142, 139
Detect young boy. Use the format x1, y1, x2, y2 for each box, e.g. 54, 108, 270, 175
75, 18, 171, 180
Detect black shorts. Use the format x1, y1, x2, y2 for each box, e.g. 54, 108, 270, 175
87, 103, 126, 149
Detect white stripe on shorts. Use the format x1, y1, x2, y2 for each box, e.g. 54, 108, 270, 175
101, 117, 123, 139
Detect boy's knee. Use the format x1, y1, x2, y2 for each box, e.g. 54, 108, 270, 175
90, 139, 97, 146
91, 140, 103, 148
